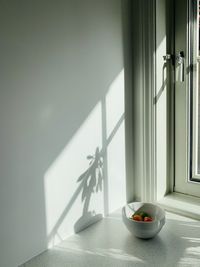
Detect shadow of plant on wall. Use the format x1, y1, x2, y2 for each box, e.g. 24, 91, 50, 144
44, 68, 126, 247
47, 110, 125, 245
74, 147, 104, 233
46, 146, 104, 244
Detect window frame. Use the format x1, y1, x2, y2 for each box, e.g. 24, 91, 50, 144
158, 0, 200, 217
191, 0, 200, 181
131, 0, 200, 211
174, 0, 200, 197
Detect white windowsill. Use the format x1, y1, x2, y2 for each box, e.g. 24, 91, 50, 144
22, 208, 200, 267
157, 192, 200, 221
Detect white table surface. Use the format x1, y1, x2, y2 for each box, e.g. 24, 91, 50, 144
23, 210, 200, 267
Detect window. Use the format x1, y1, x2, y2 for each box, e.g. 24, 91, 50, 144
192, 0, 200, 180
175, 0, 200, 197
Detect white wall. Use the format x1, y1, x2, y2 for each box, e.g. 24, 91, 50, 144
0, 1, 131, 266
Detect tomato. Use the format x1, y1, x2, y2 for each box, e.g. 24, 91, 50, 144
144, 216, 153, 222
132, 214, 143, 221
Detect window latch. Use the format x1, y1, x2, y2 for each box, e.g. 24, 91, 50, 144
163, 54, 175, 66
163, 54, 173, 61
176, 51, 184, 82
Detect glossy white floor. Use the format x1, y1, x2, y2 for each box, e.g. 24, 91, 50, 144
21, 210, 200, 267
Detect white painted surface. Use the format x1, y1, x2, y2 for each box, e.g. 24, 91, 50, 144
155, 0, 168, 200
159, 192, 200, 221
0, 1, 130, 266
22, 210, 200, 267
131, 0, 156, 202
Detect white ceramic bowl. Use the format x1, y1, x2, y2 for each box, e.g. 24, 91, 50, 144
122, 202, 165, 239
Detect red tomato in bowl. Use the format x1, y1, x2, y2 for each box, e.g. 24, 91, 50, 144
132, 214, 143, 221
144, 216, 153, 222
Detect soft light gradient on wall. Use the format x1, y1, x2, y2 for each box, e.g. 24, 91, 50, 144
0, 1, 131, 266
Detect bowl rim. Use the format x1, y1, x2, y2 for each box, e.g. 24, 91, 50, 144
122, 202, 165, 224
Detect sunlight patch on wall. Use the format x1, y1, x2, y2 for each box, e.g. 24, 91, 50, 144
107, 121, 126, 212
156, 36, 167, 200
44, 69, 126, 247
105, 69, 126, 212
106, 70, 125, 137
44, 102, 103, 247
